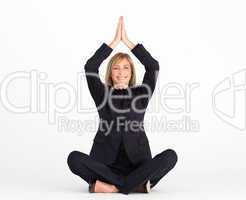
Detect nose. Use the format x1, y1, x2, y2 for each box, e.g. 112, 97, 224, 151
118, 69, 123, 75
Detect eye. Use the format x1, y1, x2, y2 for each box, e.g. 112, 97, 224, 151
113, 66, 119, 70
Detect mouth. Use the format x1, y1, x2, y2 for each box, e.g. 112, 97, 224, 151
117, 76, 127, 80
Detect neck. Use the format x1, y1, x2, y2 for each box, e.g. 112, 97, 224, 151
113, 84, 128, 89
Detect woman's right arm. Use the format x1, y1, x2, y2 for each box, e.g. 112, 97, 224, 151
84, 17, 122, 107
84, 43, 113, 107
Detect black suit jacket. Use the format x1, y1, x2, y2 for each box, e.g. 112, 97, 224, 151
84, 42, 159, 166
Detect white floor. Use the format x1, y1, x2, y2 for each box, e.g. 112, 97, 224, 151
1, 169, 246, 200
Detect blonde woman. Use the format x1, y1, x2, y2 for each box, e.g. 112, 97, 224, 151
67, 16, 178, 194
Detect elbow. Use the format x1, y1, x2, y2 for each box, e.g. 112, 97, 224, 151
84, 63, 89, 72
155, 60, 160, 71
152, 59, 159, 71
84, 59, 94, 72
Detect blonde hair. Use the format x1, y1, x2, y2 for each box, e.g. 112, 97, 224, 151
105, 52, 136, 87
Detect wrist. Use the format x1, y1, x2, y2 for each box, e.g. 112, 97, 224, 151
123, 38, 135, 50
108, 40, 119, 49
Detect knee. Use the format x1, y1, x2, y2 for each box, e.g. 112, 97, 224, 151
67, 151, 81, 170
164, 149, 178, 166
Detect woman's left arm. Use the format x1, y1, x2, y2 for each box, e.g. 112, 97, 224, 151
131, 43, 160, 106
121, 17, 159, 106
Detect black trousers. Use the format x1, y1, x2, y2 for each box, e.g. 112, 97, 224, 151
67, 144, 177, 195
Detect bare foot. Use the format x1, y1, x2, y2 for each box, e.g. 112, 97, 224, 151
94, 180, 119, 193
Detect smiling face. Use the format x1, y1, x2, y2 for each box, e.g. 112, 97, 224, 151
111, 58, 132, 88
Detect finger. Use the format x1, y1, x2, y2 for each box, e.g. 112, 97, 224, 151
116, 17, 121, 30
114, 19, 120, 39
117, 19, 122, 36
122, 17, 126, 32
121, 16, 124, 26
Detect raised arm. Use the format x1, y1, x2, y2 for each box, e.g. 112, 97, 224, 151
84, 43, 113, 108
131, 43, 160, 107
121, 17, 160, 107
84, 17, 123, 108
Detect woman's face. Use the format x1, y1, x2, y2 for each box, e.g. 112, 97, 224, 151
111, 58, 132, 88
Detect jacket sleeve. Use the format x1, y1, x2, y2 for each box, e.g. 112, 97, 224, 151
84, 43, 113, 107
131, 43, 160, 106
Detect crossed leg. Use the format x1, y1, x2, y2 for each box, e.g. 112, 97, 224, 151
67, 151, 125, 192
120, 149, 178, 194
67, 149, 177, 194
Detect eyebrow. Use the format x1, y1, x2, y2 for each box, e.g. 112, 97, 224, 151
113, 64, 130, 67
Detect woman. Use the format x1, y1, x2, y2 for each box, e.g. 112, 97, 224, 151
67, 16, 178, 194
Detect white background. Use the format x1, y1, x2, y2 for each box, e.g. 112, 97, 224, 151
0, 0, 246, 199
